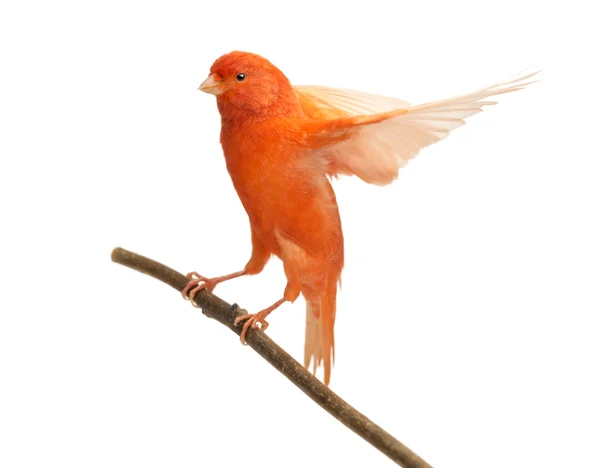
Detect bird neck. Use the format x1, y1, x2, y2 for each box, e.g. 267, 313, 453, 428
217, 90, 305, 126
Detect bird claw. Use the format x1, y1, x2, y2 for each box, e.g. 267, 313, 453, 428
234, 313, 270, 345
181, 272, 217, 307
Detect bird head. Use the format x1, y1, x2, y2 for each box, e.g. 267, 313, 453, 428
199, 51, 301, 120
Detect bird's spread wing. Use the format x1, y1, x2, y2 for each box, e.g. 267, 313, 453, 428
300, 71, 539, 186
294, 85, 410, 120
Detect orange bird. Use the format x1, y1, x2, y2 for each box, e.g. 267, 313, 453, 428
183, 51, 537, 385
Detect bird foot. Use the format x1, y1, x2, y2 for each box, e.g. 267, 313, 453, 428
233, 311, 271, 345
181, 272, 218, 307
233, 297, 286, 344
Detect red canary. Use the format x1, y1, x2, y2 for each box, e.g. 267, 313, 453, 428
183, 51, 537, 385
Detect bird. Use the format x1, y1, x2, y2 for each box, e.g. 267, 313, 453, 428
182, 50, 537, 385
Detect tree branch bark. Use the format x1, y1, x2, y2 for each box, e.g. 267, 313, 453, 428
111, 247, 432, 468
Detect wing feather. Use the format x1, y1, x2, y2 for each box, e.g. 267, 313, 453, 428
294, 85, 410, 120
302, 71, 539, 185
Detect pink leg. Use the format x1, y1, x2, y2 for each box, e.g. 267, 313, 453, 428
182, 270, 246, 307
233, 297, 287, 344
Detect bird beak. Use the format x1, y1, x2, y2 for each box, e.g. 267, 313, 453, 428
198, 74, 224, 95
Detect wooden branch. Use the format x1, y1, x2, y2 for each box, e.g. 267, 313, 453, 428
111, 247, 432, 468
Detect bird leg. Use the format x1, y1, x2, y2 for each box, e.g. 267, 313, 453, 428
182, 270, 246, 307
234, 297, 287, 344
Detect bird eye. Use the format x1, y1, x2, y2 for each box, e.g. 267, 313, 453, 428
236, 73, 246, 82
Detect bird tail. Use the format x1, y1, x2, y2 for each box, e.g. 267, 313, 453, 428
304, 274, 338, 386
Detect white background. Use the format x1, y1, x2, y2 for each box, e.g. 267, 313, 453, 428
1, 1, 599, 467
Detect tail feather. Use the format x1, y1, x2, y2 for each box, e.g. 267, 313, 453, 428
304, 303, 322, 374
304, 274, 338, 385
